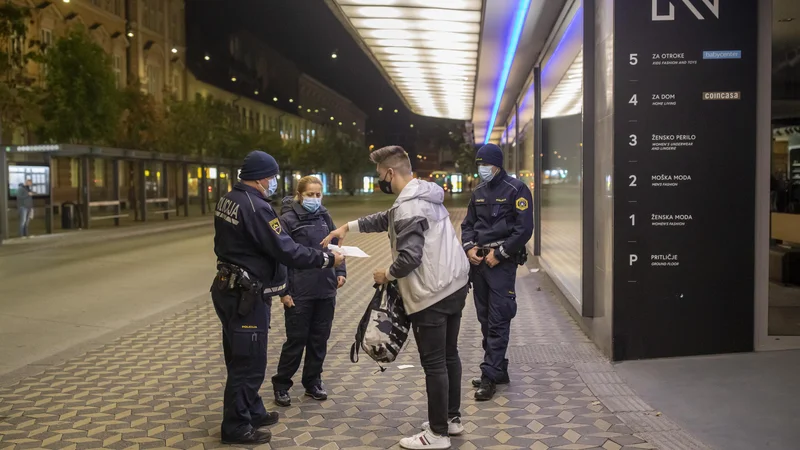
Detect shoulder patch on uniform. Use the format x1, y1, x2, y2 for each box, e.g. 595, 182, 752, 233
269, 218, 282, 234
516, 197, 529, 211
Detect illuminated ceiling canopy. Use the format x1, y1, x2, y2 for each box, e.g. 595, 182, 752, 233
326, 0, 482, 120
541, 49, 583, 119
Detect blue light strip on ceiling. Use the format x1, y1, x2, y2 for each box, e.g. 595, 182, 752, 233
484, 0, 532, 145
541, 6, 583, 82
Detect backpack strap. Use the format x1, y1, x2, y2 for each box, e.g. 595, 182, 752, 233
350, 341, 359, 363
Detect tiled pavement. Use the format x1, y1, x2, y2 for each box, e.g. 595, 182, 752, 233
0, 209, 706, 450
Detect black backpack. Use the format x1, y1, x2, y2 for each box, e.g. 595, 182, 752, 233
350, 282, 411, 371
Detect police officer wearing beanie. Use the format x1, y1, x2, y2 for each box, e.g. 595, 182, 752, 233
461, 143, 533, 401
211, 150, 344, 445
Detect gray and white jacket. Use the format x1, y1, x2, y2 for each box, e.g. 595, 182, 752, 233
348, 179, 470, 315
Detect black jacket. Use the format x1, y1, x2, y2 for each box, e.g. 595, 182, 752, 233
280, 196, 347, 301
213, 183, 335, 296
461, 170, 534, 260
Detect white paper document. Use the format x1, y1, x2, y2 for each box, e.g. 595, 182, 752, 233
328, 244, 370, 258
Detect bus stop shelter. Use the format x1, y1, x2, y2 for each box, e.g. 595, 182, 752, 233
0, 144, 240, 243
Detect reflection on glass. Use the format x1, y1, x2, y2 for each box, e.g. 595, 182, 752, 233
768, 3, 800, 336
769, 134, 800, 336
540, 114, 582, 302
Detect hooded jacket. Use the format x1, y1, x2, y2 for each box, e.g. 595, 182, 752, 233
348, 179, 470, 315
280, 196, 347, 301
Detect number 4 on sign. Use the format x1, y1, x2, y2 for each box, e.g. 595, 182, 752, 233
629, 94, 638, 106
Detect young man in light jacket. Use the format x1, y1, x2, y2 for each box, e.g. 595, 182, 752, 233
323, 145, 470, 450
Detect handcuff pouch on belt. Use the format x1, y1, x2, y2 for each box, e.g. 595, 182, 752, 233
477, 247, 528, 266
216, 263, 263, 317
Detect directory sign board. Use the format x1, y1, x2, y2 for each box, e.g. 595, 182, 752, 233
613, 0, 757, 359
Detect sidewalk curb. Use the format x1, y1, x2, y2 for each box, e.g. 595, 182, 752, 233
0, 218, 212, 256
0, 293, 209, 388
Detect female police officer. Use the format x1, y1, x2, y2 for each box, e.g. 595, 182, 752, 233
211, 151, 344, 445
271, 176, 346, 407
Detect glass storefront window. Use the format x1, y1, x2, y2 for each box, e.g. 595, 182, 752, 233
537, 5, 584, 305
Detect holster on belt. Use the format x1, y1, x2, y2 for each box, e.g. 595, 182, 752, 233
216, 263, 263, 317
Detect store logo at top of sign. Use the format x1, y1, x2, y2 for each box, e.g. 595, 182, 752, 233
652, 0, 720, 22
702, 50, 741, 60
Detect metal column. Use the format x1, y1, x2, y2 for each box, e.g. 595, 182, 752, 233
44, 153, 53, 234
81, 156, 91, 228
113, 159, 121, 226
533, 66, 543, 256
200, 165, 207, 215
581, 0, 596, 317
138, 161, 147, 222
162, 162, 169, 220
0, 147, 9, 242
182, 163, 189, 217
515, 102, 520, 176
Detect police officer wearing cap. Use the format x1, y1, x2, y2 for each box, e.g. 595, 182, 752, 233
461, 143, 533, 401
211, 150, 344, 445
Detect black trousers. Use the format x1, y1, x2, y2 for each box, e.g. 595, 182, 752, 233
410, 284, 469, 437
211, 281, 271, 438
272, 297, 335, 391
471, 260, 517, 382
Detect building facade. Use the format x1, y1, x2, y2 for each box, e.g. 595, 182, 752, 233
10, 0, 186, 100
298, 74, 367, 142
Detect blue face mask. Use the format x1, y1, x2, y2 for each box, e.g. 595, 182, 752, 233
267, 177, 278, 197
478, 165, 496, 182
302, 197, 321, 212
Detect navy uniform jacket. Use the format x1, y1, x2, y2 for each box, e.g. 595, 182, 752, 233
280, 197, 347, 301
461, 170, 534, 261
213, 182, 334, 296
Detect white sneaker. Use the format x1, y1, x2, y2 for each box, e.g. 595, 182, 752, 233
421, 417, 464, 436
399, 430, 451, 449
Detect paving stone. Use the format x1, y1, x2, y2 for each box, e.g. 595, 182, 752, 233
0, 210, 703, 449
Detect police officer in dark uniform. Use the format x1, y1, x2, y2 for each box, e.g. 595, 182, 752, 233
211, 150, 344, 445
461, 143, 533, 401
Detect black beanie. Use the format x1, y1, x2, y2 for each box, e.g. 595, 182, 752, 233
476, 143, 504, 168
239, 150, 279, 181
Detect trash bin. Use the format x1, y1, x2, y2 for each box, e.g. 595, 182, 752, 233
61, 202, 75, 230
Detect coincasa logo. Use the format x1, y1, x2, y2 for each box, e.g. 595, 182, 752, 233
652, 0, 720, 21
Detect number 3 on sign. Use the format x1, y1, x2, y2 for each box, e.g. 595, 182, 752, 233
629, 134, 638, 146
630, 53, 638, 65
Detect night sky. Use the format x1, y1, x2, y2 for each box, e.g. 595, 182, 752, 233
185, 0, 463, 151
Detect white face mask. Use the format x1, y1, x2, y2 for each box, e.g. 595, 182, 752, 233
478, 165, 496, 182
256, 178, 278, 198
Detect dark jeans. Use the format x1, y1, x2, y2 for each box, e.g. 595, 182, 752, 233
471, 260, 517, 382
410, 284, 469, 436
211, 280, 271, 438
272, 297, 335, 391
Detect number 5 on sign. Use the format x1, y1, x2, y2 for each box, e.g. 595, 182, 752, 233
630, 53, 639, 65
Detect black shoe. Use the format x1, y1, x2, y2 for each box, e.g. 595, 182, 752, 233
305, 384, 328, 401
221, 429, 272, 445
475, 380, 496, 401
274, 390, 291, 407
471, 373, 510, 388
252, 411, 280, 429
